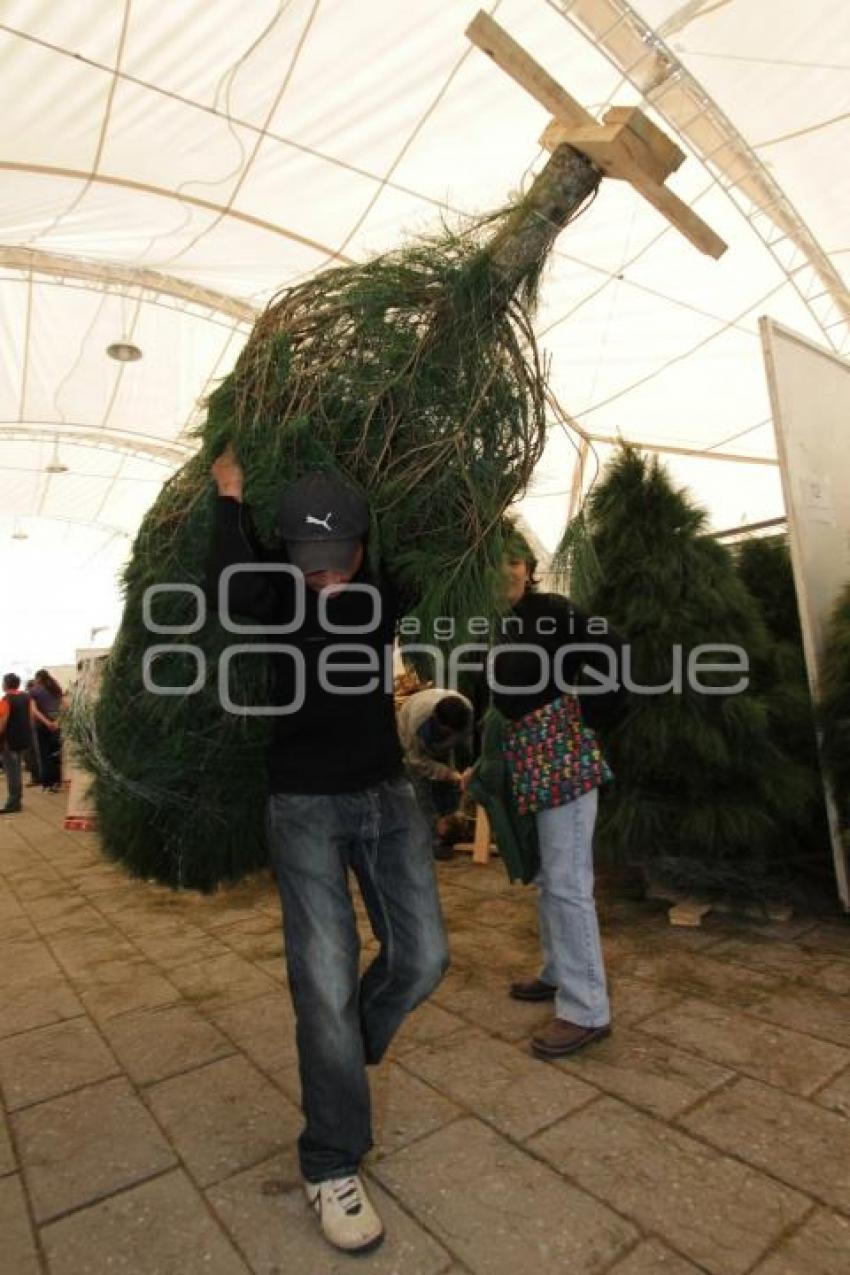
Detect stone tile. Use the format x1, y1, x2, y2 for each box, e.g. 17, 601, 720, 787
13, 872, 65, 902
607, 951, 780, 1011
101, 1003, 235, 1086
0, 1017, 119, 1110
0, 1105, 15, 1175
79, 967, 182, 1023
609, 1238, 705, 1274
431, 967, 550, 1042
370, 1061, 461, 1158
208, 992, 297, 1073
389, 1001, 466, 1058
251, 954, 287, 985
49, 928, 138, 977
3, 935, 66, 985
195, 887, 276, 932
0, 1174, 40, 1275
130, 925, 230, 969
608, 974, 685, 1027
468, 894, 537, 934
814, 1065, 850, 1119
269, 1060, 301, 1107
798, 923, 850, 958
214, 924, 284, 963
682, 1077, 850, 1213
706, 916, 818, 943
530, 1096, 808, 1275
107, 906, 202, 940
639, 998, 850, 1096
0, 974, 83, 1039
808, 961, 850, 997
450, 929, 536, 979
373, 1116, 635, 1275
207, 1151, 451, 1275
0, 915, 38, 941
42, 1169, 251, 1275
554, 1023, 732, 1119
402, 1026, 597, 1140
23, 895, 102, 937
168, 952, 278, 1010
709, 936, 831, 980
73, 870, 136, 897
751, 1209, 850, 1275
443, 864, 515, 895
748, 985, 850, 1048
146, 1054, 299, 1186
602, 917, 737, 959
13, 1076, 176, 1222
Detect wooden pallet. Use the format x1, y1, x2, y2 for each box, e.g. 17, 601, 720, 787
647, 882, 793, 928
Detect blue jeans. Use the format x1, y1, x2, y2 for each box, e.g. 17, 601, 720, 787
536, 789, 610, 1027
3, 746, 23, 808
267, 778, 449, 1182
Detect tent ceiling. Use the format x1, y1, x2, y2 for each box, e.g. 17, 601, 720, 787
1, 0, 848, 587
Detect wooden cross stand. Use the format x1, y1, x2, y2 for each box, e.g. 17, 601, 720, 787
466, 10, 727, 259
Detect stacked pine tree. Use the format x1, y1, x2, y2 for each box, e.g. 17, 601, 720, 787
568, 446, 831, 906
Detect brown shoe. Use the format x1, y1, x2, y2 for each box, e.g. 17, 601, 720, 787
509, 977, 557, 1003
531, 1018, 611, 1058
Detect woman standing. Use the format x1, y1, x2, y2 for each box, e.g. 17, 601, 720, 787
490, 530, 626, 1058
30, 669, 64, 792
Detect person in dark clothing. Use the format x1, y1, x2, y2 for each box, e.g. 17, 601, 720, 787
205, 445, 448, 1255
23, 679, 41, 787
0, 673, 38, 813
490, 531, 627, 1058
30, 669, 63, 792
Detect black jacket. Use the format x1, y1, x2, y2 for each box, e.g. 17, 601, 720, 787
205, 497, 404, 794
490, 591, 628, 729
2, 691, 33, 753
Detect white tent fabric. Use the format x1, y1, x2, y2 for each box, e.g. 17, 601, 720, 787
1, 0, 848, 667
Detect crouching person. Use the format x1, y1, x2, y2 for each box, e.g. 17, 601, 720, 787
397, 688, 474, 859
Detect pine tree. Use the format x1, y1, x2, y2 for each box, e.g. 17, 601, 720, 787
72, 146, 601, 891
569, 446, 814, 903
735, 537, 833, 902
820, 580, 850, 824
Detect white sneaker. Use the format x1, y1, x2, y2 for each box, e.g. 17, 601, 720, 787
304, 1174, 385, 1253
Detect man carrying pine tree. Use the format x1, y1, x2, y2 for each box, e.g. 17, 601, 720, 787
206, 445, 449, 1256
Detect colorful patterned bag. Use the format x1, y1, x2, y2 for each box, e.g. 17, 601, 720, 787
502, 694, 612, 815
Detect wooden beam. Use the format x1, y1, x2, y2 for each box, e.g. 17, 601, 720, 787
466, 11, 727, 259
712, 516, 787, 539
542, 109, 684, 188
637, 180, 727, 259
604, 107, 685, 178
586, 433, 778, 466
542, 116, 725, 258
465, 10, 594, 130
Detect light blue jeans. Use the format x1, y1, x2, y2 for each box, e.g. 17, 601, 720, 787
536, 788, 610, 1028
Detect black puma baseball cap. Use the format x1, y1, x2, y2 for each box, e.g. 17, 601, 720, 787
277, 472, 369, 574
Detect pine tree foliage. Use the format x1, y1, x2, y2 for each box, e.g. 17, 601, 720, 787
71, 148, 602, 892
820, 580, 850, 820
567, 447, 816, 902
735, 537, 833, 901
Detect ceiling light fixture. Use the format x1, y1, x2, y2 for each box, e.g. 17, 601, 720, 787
45, 437, 68, 474
106, 341, 143, 362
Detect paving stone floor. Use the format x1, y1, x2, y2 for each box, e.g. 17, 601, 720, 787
2, 790, 850, 1274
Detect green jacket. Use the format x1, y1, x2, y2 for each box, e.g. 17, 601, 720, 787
467, 707, 539, 884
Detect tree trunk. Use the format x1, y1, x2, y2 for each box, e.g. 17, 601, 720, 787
485, 144, 600, 297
